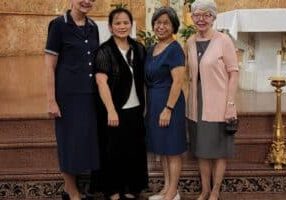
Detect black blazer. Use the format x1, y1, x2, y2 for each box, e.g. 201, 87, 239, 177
94, 36, 146, 113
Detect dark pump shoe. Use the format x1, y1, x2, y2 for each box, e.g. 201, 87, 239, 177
84, 194, 95, 200
61, 191, 70, 200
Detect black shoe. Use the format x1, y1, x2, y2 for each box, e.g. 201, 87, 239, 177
61, 191, 88, 200
84, 193, 95, 200
81, 197, 91, 200
61, 191, 70, 200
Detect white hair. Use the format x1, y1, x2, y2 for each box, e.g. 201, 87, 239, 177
191, 0, 217, 18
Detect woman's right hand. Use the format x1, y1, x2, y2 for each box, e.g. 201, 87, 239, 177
159, 107, 172, 127
225, 102, 237, 121
108, 110, 119, 127
48, 100, 61, 118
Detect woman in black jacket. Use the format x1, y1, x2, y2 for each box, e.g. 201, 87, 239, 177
94, 7, 148, 200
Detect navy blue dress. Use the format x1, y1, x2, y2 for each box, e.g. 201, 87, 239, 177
145, 41, 187, 155
45, 10, 100, 174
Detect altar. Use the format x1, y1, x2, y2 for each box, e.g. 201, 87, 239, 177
214, 9, 286, 92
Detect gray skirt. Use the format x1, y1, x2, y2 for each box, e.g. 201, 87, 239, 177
188, 81, 234, 159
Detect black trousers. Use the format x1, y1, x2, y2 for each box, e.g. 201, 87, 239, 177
97, 106, 148, 196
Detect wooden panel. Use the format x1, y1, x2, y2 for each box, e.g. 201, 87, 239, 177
130, 0, 146, 31
0, 0, 110, 16
0, 147, 58, 174
0, 56, 47, 118
0, 0, 69, 15
0, 15, 51, 56
0, 120, 54, 144
0, 119, 58, 178
216, 0, 286, 12
237, 116, 274, 136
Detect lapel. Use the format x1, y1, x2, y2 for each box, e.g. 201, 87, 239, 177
66, 10, 93, 39
108, 37, 131, 77
130, 39, 143, 81
86, 18, 95, 37
128, 37, 138, 71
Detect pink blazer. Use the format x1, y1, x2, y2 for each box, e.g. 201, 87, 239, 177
185, 31, 238, 122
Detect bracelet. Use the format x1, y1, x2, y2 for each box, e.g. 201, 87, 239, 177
165, 105, 174, 111
227, 101, 235, 106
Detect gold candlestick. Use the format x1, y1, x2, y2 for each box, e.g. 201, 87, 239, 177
266, 76, 286, 170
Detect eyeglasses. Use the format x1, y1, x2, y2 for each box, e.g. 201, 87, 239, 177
192, 13, 213, 20
154, 21, 172, 28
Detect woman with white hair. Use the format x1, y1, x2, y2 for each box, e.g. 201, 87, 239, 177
185, 0, 239, 200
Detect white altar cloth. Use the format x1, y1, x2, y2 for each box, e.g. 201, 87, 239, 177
214, 9, 286, 40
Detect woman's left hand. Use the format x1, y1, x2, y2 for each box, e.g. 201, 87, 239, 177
159, 108, 172, 127
225, 103, 237, 121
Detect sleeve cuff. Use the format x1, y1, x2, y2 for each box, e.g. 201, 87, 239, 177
95, 69, 109, 74
44, 49, 59, 56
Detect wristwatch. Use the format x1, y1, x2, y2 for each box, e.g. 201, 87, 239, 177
165, 105, 174, 111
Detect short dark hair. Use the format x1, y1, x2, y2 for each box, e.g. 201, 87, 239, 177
108, 7, 133, 26
151, 7, 180, 34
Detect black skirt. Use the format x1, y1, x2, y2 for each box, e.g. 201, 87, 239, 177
97, 106, 148, 195
55, 93, 100, 174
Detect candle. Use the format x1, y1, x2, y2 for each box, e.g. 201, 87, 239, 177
277, 50, 282, 76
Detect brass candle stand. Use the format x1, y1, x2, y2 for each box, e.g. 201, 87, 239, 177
266, 76, 286, 170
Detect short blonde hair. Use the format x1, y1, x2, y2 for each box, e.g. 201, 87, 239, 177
191, 0, 217, 18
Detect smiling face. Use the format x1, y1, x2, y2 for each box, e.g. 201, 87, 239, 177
192, 9, 215, 33
153, 13, 174, 41
71, 0, 95, 14
109, 12, 132, 40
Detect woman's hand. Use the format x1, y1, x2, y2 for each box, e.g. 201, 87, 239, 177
159, 108, 172, 127
48, 100, 61, 118
225, 102, 237, 121
108, 109, 119, 127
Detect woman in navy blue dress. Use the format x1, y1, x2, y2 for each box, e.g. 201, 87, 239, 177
45, 0, 99, 199
145, 7, 187, 200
